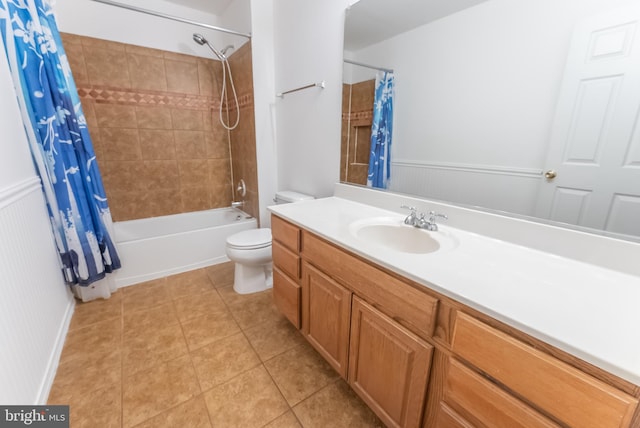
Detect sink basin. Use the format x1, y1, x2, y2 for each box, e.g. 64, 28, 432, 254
349, 217, 458, 254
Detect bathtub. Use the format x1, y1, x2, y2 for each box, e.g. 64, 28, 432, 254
113, 208, 256, 288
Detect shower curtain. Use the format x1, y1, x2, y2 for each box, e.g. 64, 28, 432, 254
0, 0, 120, 300
367, 71, 394, 189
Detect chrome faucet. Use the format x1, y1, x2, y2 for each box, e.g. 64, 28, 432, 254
401, 205, 418, 226
425, 211, 448, 231
401, 205, 447, 231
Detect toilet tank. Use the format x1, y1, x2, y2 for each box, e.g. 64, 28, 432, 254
274, 190, 314, 204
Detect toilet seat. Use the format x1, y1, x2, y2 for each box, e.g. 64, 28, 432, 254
226, 228, 272, 250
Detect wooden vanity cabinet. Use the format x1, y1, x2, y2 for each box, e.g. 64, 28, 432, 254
426, 311, 639, 428
271, 216, 302, 328
272, 214, 436, 428
270, 214, 640, 428
446, 312, 638, 428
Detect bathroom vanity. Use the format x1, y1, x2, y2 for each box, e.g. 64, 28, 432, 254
268, 188, 640, 428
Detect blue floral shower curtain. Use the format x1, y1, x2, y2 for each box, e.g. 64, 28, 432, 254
367, 71, 394, 189
0, 0, 120, 287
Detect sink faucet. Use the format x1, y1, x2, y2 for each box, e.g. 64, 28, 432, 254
401, 205, 447, 231
401, 205, 418, 226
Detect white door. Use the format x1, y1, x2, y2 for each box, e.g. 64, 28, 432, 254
535, 6, 640, 238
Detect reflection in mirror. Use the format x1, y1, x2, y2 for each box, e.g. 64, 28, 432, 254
342, 0, 640, 241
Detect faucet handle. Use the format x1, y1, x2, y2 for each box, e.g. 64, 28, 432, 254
401, 205, 417, 225
428, 211, 448, 222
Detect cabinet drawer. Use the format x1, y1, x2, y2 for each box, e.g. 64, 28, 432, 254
444, 358, 558, 428
271, 215, 300, 252
273, 267, 301, 328
302, 231, 438, 340
433, 403, 474, 428
452, 312, 638, 428
272, 240, 300, 279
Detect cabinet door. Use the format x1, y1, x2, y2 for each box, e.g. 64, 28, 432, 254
302, 262, 351, 378
273, 267, 301, 328
349, 296, 433, 428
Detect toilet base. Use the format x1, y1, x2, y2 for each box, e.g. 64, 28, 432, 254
233, 262, 273, 294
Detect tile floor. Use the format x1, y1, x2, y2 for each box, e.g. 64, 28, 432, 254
48, 262, 384, 428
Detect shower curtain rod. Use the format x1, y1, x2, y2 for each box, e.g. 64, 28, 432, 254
89, 0, 251, 39
344, 59, 393, 73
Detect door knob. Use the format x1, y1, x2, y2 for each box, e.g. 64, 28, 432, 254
544, 170, 557, 180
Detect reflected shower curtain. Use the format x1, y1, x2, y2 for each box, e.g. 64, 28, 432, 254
0, 0, 120, 298
367, 71, 394, 189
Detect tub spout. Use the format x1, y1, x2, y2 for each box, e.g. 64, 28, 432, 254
231, 201, 244, 208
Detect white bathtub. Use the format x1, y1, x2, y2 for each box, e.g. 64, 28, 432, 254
113, 208, 256, 288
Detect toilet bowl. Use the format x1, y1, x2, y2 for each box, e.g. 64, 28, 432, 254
226, 228, 273, 294
225, 190, 313, 294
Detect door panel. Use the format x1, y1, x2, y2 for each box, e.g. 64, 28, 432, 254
536, 6, 640, 238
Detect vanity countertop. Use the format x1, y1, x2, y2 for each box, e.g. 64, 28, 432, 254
268, 196, 640, 385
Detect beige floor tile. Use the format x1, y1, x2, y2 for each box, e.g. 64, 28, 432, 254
181, 310, 241, 351
122, 322, 189, 375
243, 315, 306, 362
62, 383, 121, 428
133, 395, 212, 428
69, 292, 122, 331
293, 380, 384, 428
166, 268, 216, 299
49, 349, 121, 403
191, 332, 261, 391
122, 355, 201, 428
225, 290, 283, 330
173, 290, 228, 323
123, 302, 179, 332
59, 318, 122, 365
216, 284, 260, 307
265, 343, 339, 406
203, 365, 289, 428
205, 262, 234, 288
263, 411, 302, 428
122, 278, 171, 313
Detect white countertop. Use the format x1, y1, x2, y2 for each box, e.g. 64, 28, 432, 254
269, 196, 640, 385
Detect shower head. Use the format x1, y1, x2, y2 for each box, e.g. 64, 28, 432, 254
192, 33, 225, 60
192, 33, 207, 45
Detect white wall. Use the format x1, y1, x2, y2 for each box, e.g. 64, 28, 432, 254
249, 0, 278, 226
352, 0, 638, 168
271, 0, 352, 199
0, 46, 74, 404
55, 0, 249, 57
345, 0, 638, 215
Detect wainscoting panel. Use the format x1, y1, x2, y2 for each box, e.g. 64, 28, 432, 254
0, 177, 74, 404
389, 161, 543, 217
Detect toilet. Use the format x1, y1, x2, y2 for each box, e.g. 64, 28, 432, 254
225, 190, 314, 294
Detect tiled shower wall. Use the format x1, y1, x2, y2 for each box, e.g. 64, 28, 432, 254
340, 80, 374, 185
61, 33, 258, 221
227, 43, 259, 220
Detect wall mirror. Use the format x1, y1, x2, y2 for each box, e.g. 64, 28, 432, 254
341, 0, 640, 242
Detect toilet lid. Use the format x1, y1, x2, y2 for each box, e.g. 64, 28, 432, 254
226, 228, 272, 249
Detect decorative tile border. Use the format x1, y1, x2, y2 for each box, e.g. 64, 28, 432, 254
342, 110, 373, 121
77, 85, 254, 111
